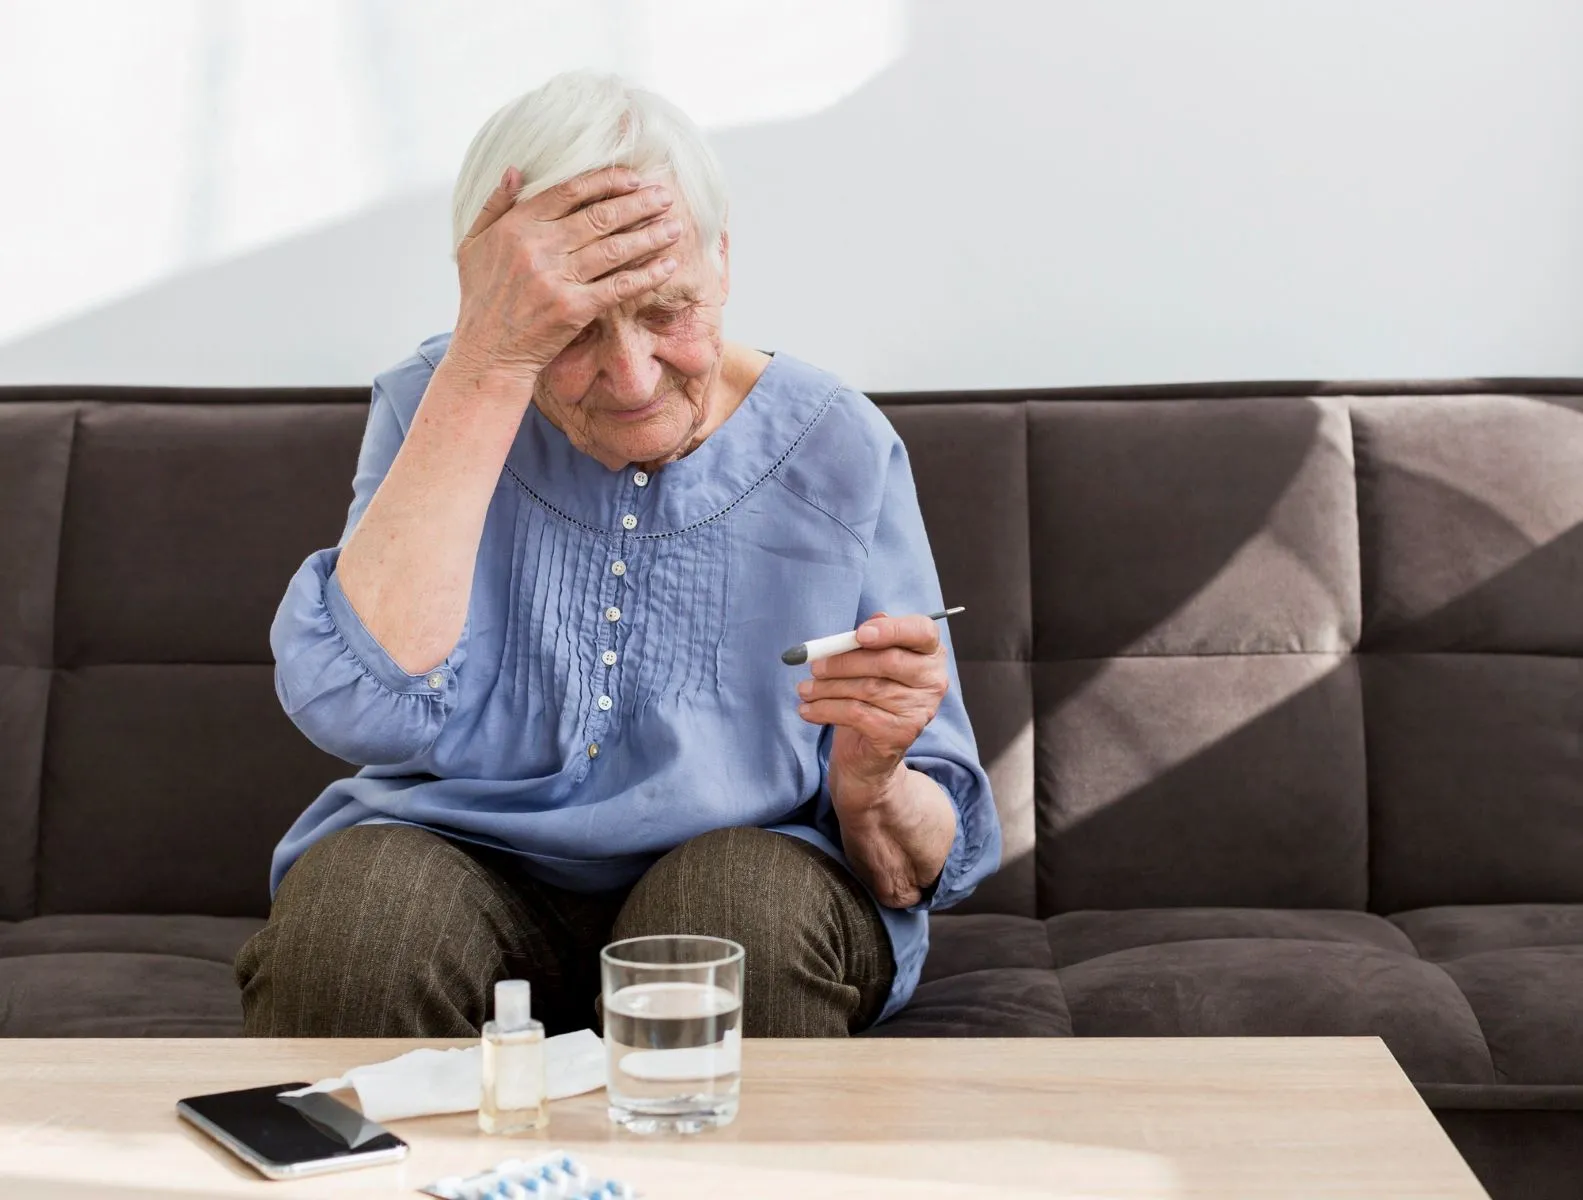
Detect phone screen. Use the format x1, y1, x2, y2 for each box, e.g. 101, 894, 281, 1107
178, 1083, 406, 1170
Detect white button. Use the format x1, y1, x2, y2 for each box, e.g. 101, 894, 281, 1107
425, 672, 444, 690
605, 606, 621, 622
602, 650, 618, 667
633, 470, 649, 487
597, 695, 613, 711
587, 742, 600, 758
611, 560, 627, 577
621, 513, 638, 531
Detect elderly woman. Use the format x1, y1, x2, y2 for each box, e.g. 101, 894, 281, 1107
237, 72, 999, 1039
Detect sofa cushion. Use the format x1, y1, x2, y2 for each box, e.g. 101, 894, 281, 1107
1046, 908, 1416, 966
870, 968, 1072, 1038
1392, 904, 1583, 961
0, 666, 49, 922
0, 914, 258, 1036
1440, 948, 1583, 1087
53, 403, 365, 666
1027, 396, 1361, 659
1350, 393, 1583, 656
1034, 655, 1367, 912
1365, 654, 1583, 913
920, 914, 1054, 984
0, 913, 261, 962
28, 399, 361, 924
38, 665, 345, 917
0, 404, 77, 922
1057, 937, 1493, 1084
0, 953, 243, 1035
920, 907, 1583, 1092
1026, 396, 1370, 917
1393, 904, 1583, 1089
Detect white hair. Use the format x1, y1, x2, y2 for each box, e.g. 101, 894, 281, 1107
451, 71, 728, 265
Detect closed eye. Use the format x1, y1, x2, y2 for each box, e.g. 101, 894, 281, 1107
642, 306, 689, 330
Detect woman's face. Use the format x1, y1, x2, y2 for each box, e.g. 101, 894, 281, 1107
534, 212, 729, 472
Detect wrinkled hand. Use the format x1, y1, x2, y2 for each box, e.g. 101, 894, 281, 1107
448, 165, 683, 383
796, 612, 950, 807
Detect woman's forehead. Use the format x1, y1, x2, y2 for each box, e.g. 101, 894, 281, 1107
647, 281, 706, 308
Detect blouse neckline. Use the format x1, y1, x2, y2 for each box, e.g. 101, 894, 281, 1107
503, 348, 843, 537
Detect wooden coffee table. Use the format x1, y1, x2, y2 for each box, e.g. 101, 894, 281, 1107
0, 1037, 1485, 1198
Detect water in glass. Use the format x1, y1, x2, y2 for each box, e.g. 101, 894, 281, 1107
602, 936, 744, 1133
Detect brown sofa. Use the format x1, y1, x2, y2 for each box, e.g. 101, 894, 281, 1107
2, 377, 1579, 1198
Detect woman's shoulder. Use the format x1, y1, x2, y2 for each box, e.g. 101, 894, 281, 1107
770, 355, 906, 533
775, 353, 911, 468
369, 333, 452, 432
768, 353, 900, 459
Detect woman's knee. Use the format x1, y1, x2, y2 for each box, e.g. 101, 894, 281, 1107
268, 825, 458, 952
614, 827, 893, 1036
614, 827, 836, 951
237, 824, 500, 1033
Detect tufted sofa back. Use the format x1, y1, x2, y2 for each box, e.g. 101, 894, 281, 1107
1, 380, 1578, 920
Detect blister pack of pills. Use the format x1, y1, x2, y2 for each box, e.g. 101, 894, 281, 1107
420, 1150, 637, 1199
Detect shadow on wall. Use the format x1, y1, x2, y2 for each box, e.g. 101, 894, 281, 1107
14, 2, 1583, 390
0, 0, 909, 387
0, 51, 913, 389
0, 189, 457, 388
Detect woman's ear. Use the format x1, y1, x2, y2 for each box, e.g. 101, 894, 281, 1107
717, 228, 731, 299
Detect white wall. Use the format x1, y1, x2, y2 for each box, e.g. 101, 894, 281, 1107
2, 0, 1580, 391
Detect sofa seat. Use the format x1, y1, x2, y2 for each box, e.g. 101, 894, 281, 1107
880, 907, 1583, 1098
3, 905, 1579, 1082
0, 915, 258, 1036
1392, 906, 1583, 1093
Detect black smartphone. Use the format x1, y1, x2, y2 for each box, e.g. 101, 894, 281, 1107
176, 1082, 409, 1180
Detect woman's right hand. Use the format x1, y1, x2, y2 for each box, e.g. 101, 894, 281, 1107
447, 165, 683, 386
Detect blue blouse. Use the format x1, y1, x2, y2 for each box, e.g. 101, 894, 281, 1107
269, 335, 1000, 1020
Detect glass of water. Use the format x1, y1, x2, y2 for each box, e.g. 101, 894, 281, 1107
600, 934, 744, 1133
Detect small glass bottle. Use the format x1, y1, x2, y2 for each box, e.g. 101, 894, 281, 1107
479, 979, 547, 1134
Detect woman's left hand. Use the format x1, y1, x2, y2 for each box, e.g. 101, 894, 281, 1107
795, 612, 950, 799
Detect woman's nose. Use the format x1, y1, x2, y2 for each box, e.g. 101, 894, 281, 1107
598, 326, 662, 402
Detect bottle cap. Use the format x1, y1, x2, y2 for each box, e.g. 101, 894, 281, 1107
494, 979, 533, 1032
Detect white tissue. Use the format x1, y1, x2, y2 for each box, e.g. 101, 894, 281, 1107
278, 1028, 605, 1122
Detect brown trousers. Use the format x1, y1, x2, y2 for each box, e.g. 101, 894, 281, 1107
235, 824, 893, 1038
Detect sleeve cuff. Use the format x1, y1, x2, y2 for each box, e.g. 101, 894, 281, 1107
323, 565, 458, 698
904, 756, 999, 913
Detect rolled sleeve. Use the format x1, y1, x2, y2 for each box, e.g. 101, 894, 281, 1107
321, 565, 458, 697
905, 754, 1002, 912
271, 546, 461, 766
268, 364, 469, 767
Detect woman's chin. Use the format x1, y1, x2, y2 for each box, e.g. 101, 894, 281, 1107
598, 416, 692, 469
